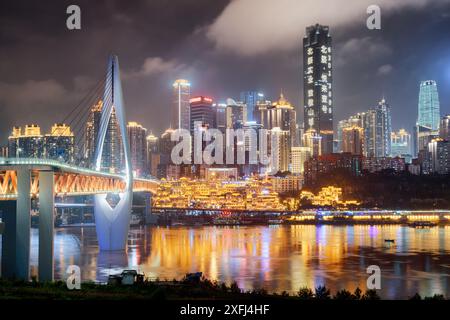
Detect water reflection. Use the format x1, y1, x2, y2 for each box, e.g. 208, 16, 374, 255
6, 225, 450, 299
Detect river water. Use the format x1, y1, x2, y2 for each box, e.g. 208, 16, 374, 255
4, 224, 450, 299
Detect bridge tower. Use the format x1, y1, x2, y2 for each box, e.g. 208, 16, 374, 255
94, 54, 133, 251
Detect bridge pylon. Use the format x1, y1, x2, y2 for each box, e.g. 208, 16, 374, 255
94, 54, 133, 251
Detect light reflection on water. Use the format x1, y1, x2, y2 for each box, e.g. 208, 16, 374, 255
3, 225, 450, 299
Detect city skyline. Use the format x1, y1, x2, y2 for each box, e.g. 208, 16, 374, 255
1, 1, 450, 142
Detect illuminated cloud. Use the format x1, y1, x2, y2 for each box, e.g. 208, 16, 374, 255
206, 0, 450, 56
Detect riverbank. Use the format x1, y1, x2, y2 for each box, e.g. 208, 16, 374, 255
0, 277, 446, 300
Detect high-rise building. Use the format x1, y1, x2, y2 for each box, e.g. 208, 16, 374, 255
414, 80, 440, 156
362, 98, 392, 158
269, 127, 291, 173
8, 124, 44, 158
291, 146, 311, 174
85, 100, 123, 172
302, 129, 322, 157
214, 103, 228, 133
255, 99, 272, 128
240, 91, 264, 122
189, 96, 215, 134
45, 123, 74, 163
337, 114, 363, 152
428, 138, 450, 174
268, 93, 297, 147
172, 79, 191, 130
440, 115, 450, 141
303, 24, 333, 154
127, 121, 148, 178
226, 98, 247, 129
391, 129, 412, 158
418, 80, 440, 131
342, 126, 364, 155
146, 133, 159, 178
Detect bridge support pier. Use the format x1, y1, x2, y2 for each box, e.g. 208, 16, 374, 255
94, 190, 132, 251
144, 193, 157, 225
38, 171, 54, 282
0, 200, 17, 278
15, 168, 31, 280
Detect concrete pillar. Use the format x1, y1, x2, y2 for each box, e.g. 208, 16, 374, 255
16, 168, 31, 280
38, 171, 54, 282
0, 200, 16, 278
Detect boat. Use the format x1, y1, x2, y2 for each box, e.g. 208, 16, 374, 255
107, 269, 145, 286
408, 221, 437, 228
384, 239, 395, 243
268, 219, 283, 225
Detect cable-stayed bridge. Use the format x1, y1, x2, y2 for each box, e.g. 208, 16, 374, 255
0, 55, 160, 282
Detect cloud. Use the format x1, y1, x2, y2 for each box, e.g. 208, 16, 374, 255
206, 0, 450, 56
377, 64, 393, 76
0, 79, 67, 107
125, 57, 186, 78
334, 37, 392, 66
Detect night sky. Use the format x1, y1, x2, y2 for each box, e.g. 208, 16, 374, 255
1, 0, 450, 142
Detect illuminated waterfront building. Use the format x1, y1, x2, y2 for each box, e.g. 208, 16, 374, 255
8, 124, 44, 158
391, 129, 412, 159
303, 24, 333, 154
127, 121, 148, 177
44, 123, 74, 163
362, 99, 392, 158
301, 186, 359, 207
172, 79, 191, 130
153, 176, 285, 211
268, 174, 302, 193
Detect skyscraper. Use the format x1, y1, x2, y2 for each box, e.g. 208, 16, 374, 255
303, 24, 333, 154
226, 98, 247, 129
8, 124, 44, 158
418, 80, 440, 131
428, 138, 450, 174
363, 98, 392, 158
391, 129, 412, 158
440, 115, 450, 141
44, 123, 74, 163
189, 96, 215, 134
342, 126, 364, 155
414, 80, 440, 157
127, 121, 148, 177
240, 91, 263, 122
172, 79, 191, 130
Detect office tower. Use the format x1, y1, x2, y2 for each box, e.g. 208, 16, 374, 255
418, 80, 440, 131
8, 124, 44, 158
391, 129, 412, 158
172, 79, 191, 130
268, 93, 297, 147
0, 146, 7, 157
45, 123, 74, 163
440, 115, 450, 141
337, 114, 363, 152
85, 100, 123, 172
146, 133, 159, 177
428, 138, 450, 174
127, 121, 148, 177
303, 24, 333, 154
190, 96, 216, 135
269, 127, 291, 173
226, 98, 247, 129
255, 99, 271, 128
362, 98, 392, 158
414, 80, 440, 156
215, 103, 228, 133
240, 91, 264, 122
291, 146, 311, 174
342, 126, 364, 155
158, 128, 176, 179
303, 130, 322, 157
